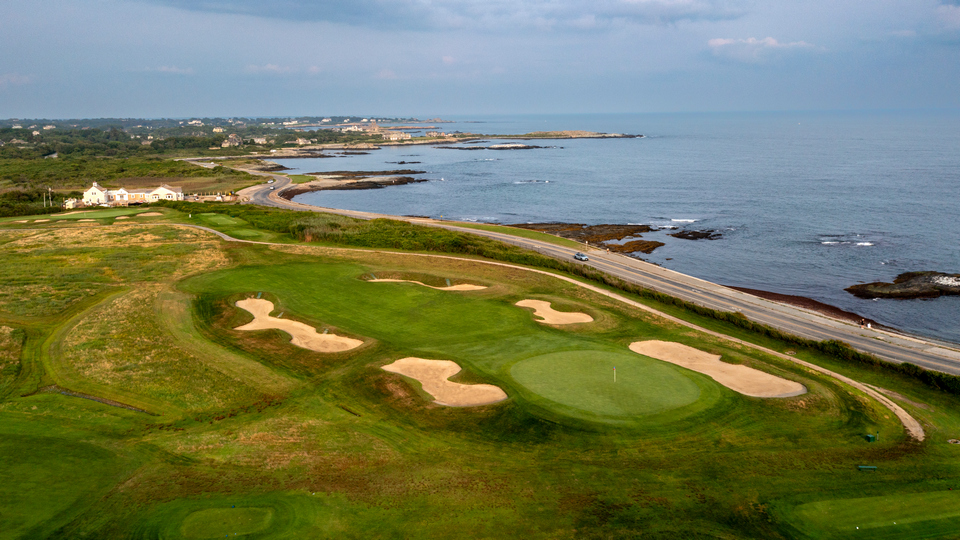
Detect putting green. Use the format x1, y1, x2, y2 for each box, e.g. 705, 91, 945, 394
790, 491, 960, 538
510, 350, 703, 420
181, 507, 275, 538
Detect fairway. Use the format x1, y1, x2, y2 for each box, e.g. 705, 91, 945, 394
510, 350, 705, 420
181, 507, 275, 538
789, 491, 960, 539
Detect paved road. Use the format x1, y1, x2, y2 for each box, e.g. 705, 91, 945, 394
235, 172, 960, 375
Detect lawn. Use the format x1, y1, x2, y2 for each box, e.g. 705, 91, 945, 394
3, 217, 960, 539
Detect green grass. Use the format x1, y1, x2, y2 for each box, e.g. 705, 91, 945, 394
510, 350, 707, 421
449, 222, 584, 249
6, 217, 960, 538
788, 490, 960, 539
180, 507, 275, 538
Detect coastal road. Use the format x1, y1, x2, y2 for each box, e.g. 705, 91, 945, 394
234, 171, 960, 375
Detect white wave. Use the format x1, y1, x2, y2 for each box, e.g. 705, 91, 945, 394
821, 241, 839, 245
856, 242, 874, 246
672, 219, 697, 223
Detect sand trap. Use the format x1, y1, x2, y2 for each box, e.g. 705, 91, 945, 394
368, 279, 486, 291
515, 299, 593, 325
234, 298, 362, 353
137, 212, 163, 217
34, 219, 50, 223
629, 340, 806, 398
382, 357, 508, 407
115, 216, 129, 220
77, 219, 96, 222
14, 220, 27, 223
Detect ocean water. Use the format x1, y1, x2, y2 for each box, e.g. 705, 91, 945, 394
281, 111, 960, 344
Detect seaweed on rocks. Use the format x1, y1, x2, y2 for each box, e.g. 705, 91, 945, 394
845, 271, 960, 299
670, 229, 722, 240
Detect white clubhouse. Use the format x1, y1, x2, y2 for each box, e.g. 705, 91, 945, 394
82, 182, 184, 206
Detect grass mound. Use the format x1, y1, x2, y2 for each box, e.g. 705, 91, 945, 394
510, 350, 706, 422
181, 507, 275, 538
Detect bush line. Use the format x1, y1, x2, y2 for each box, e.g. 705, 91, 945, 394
157, 200, 960, 397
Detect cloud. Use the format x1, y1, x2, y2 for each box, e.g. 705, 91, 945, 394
152, 65, 194, 75
138, 0, 745, 30
937, 4, 960, 31
244, 63, 294, 74
708, 37, 816, 63
0, 73, 31, 88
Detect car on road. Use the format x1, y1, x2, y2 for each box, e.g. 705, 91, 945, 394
267, 179, 274, 184
269, 186, 275, 190
574, 252, 589, 261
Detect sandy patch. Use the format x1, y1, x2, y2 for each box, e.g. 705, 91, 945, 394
368, 279, 486, 291
235, 298, 362, 353
137, 212, 163, 217
14, 220, 28, 223
515, 299, 593, 325
382, 357, 507, 407
115, 216, 130, 220
77, 219, 97, 222
629, 340, 806, 398
33, 219, 50, 223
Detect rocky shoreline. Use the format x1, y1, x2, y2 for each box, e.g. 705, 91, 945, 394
730, 286, 885, 328
846, 271, 960, 299
510, 223, 664, 254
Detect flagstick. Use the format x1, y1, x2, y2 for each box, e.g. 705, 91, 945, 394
614, 367, 616, 383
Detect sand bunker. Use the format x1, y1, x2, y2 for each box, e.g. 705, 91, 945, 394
14, 220, 27, 223
382, 357, 508, 407
34, 219, 49, 223
515, 299, 593, 325
629, 340, 806, 398
368, 279, 486, 291
234, 298, 362, 353
115, 216, 129, 220
77, 219, 96, 222
137, 212, 163, 217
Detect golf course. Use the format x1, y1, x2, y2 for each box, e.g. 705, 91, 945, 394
2, 204, 960, 539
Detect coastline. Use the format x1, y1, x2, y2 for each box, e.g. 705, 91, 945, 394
729, 286, 889, 329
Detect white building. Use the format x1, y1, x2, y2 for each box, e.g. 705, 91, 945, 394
82, 182, 184, 206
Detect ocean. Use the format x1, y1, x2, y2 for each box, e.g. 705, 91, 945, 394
278, 111, 960, 344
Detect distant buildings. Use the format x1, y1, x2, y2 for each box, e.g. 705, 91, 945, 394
212, 127, 224, 133
295, 137, 310, 145
251, 137, 268, 145
221, 134, 243, 147
383, 131, 412, 141
43, 125, 56, 130
82, 182, 184, 206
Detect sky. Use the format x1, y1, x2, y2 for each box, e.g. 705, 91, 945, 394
1, 0, 959, 118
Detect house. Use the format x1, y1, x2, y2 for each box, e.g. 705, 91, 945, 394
295, 137, 310, 145
212, 127, 224, 133
63, 198, 79, 209
82, 182, 184, 206
221, 134, 242, 147
383, 131, 412, 141
32, 131, 40, 136
43, 125, 56, 130
252, 137, 268, 144
12, 125, 22, 129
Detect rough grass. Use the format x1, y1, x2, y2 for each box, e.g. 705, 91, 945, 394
55, 286, 268, 413
0, 225, 225, 318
